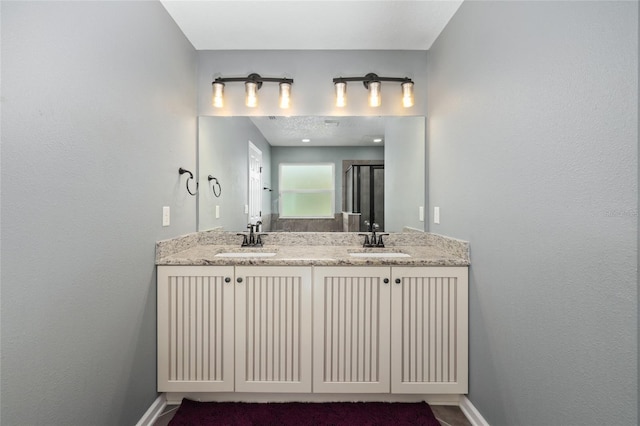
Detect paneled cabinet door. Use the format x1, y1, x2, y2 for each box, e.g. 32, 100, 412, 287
157, 266, 235, 392
390, 267, 468, 394
235, 266, 312, 393
313, 267, 391, 393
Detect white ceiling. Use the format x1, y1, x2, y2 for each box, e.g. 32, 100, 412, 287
160, 0, 463, 50
162, 1, 461, 146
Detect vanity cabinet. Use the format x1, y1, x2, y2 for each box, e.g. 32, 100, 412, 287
157, 266, 235, 392
234, 266, 312, 393
313, 266, 468, 394
312, 267, 391, 393
157, 265, 312, 393
158, 265, 467, 395
390, 267, 468, 394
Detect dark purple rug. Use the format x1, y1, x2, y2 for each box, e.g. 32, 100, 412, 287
168, 399, 441, 426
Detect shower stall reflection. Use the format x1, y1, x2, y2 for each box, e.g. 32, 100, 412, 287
345, 164, 385, 231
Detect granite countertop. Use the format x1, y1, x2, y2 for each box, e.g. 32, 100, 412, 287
156, 231, 469, 267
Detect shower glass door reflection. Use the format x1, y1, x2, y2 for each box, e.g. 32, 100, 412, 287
346, 164, 385, 231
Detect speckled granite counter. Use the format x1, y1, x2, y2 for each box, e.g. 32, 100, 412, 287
156, 231, 469, 267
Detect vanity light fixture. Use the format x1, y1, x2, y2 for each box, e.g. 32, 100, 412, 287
212, 73, 294, 109
332, 73, 414, 108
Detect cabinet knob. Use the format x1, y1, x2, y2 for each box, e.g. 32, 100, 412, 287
237, 277, 243, 283
383, 278, 389, 284
395, 278, 401, 284
224, 277, 231, 283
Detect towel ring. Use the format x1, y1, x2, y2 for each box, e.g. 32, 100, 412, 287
208, 175, 222, 197
179, 167, 198, 196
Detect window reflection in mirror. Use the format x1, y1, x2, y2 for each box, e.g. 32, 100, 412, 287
279, 163, 335, 218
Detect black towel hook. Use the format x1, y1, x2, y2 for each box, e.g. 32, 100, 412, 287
179, 167, 198, 196
208, 175, 222, 197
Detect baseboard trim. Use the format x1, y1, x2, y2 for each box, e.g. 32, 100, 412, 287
136, 394, 167, 426
460, 395, 490, 426
164, 392, 462, 405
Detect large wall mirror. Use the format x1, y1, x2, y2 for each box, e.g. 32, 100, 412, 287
198, 116, 426, 233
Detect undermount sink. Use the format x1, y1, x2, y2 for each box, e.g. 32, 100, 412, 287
348, 252, 411, 258
214, 252, 277, 258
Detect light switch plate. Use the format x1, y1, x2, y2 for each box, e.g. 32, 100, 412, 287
162, 206, 170, 227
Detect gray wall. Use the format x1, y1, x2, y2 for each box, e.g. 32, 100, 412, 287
1, 2, 197, 424
427, 1, 637, 425
198, 116, 271, 231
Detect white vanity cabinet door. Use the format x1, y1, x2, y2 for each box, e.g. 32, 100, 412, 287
157, 266, 235, 392
234, 266, 312, 393
312, 267, 391, 393
390, 266, 468, 394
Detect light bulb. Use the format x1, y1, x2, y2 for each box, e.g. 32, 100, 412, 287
279, 82, 291, 109
245, 81, 258, 107
335, 82, 347, 107
212, 82, 225, 108
368, 81, 381, 107
402, 81, 414, 108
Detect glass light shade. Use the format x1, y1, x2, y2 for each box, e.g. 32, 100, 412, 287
402, 81, 414, 108
279, 82, 291, 109
245, 81, 258, 107
335, 82, 347, 107
368, 81, 381, 107
212, 82, 225, 108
